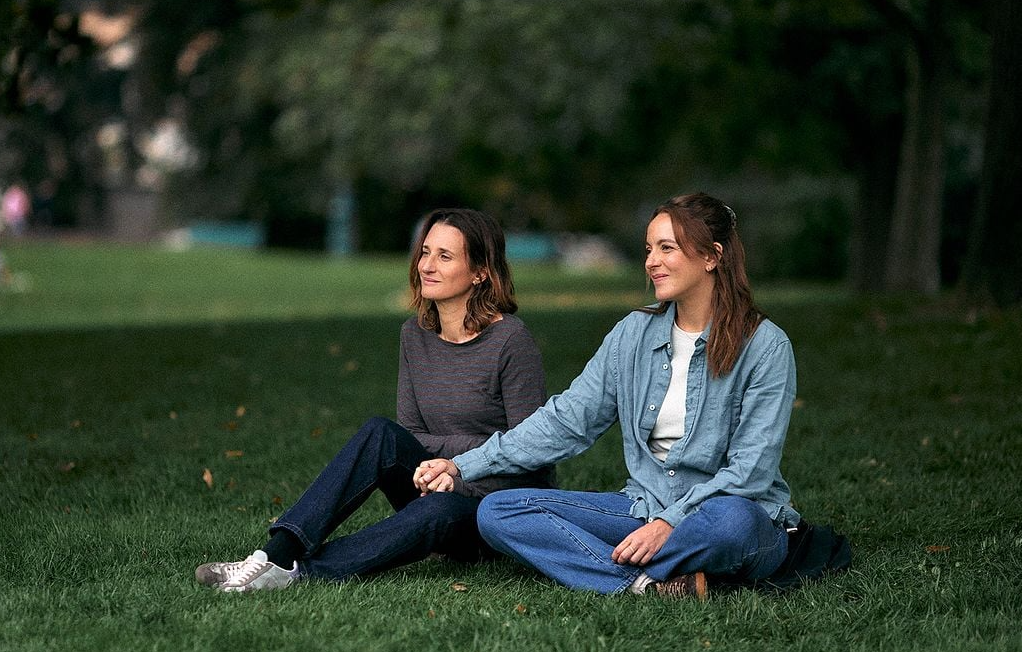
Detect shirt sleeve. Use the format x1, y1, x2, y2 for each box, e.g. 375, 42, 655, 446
498, 325, 547, 429
396, 327, 429, 439
453, 321, 624, 481
657, 338, 797, 526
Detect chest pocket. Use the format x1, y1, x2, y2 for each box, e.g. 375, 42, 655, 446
681, 390, 736, 473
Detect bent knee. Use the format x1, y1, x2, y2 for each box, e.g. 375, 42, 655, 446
477, 490, 531, 532
698, 496, 771, 547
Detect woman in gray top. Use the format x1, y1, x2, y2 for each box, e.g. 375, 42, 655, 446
196, 208, 553, 592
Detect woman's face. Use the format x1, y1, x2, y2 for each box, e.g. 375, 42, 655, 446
644, 213, 715, 304
418, 222, 480, 307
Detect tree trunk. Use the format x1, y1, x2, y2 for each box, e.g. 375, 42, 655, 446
959, 0, 1022, 306
849, 118, 900, 293
883, 44, 948, 295
874, 0, 952, 296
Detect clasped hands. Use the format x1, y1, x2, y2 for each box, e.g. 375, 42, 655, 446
412, 458, 459, 495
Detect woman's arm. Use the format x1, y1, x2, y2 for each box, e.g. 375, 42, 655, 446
396, 333, 430, 439
446, 320, 627, 483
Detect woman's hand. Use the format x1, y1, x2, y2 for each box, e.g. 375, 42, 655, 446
413, 458, 460, 495
611, 519, 674, 566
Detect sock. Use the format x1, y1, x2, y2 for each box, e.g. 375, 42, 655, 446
262, 530, 305, 569
629, 572, 656, 595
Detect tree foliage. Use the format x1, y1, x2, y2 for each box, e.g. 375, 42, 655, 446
1, 0, 1000, 300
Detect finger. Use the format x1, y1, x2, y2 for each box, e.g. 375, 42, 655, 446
612, 540, 633, 564
426, 475, 447, 492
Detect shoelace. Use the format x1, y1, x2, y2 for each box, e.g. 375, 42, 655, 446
215, 560, 246, 580
221, 555, 268, 587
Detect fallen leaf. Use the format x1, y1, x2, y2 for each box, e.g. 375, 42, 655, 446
427, 609, 436, 618
236, 405, 246, 417
792, 398, 805, 409
451, 582, 469, 593
169, 411, 178, 420
59, 461, 76, 473
344, 360, 360, 372
272, 496, 283, 505
27, 432, 38, 441
202, 468, 214, 489
328, 344, 341, 356
926, 545, 951, 554
224, 449, 244, 459
223, 420, 239, 431
311, 427, 324, 438
70, 420, 82, 428
226, 478, 237, 490
514, 604, 527, 614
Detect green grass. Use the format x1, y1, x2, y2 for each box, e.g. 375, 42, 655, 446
1, 242, 1021, 651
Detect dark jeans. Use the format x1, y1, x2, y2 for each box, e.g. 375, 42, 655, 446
270, 416, 487, 581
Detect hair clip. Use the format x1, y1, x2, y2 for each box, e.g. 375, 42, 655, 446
723, 205, 737, 229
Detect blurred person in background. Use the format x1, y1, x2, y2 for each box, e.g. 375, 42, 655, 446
0, 182, 31, 288
197, 207, 555, 592
415, 193, 799, 599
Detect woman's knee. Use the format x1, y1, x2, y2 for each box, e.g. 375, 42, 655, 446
477, 490, 532, 535
357, 416, 399, 440
695, 496, 769, 547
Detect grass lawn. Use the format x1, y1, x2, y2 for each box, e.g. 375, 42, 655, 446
1, 241, 1020, 651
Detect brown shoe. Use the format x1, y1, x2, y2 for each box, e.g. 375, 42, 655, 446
653, 572, 707, 600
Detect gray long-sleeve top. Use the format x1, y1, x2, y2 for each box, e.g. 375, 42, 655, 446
398, 314, 556, 498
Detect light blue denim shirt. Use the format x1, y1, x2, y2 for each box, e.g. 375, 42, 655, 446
453, 303, 801, 528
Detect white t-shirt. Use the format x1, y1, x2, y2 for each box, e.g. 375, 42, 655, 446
648, 323, 701, 461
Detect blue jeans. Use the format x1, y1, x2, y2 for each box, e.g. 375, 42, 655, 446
477, 489, 788, 594
270, 417, 488, 581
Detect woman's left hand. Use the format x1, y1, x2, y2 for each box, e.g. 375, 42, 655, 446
611, 519, 674, 566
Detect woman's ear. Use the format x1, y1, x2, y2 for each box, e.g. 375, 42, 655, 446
705, 243, 723, 272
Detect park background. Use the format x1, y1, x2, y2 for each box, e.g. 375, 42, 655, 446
1, 1, 1021, 651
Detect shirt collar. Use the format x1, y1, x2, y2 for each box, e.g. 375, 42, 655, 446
649, 303, 710, 350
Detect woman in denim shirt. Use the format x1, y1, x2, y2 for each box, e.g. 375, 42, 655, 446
414, 193, 799, 598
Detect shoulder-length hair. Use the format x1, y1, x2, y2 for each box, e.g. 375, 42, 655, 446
640, 192, 765, 377
409, 208, 518, 334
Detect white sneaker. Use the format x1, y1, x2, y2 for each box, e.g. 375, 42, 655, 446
195, 559, 247, 587
218, 550, 298, 592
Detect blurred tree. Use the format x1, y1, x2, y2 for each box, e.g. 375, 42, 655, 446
959, 0, 1021, 306
0, 0, 108, 228
168, 0, 709, 250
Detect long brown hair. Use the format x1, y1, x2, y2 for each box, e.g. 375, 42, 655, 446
409, 208, 518, 334
640, 193, 765, 377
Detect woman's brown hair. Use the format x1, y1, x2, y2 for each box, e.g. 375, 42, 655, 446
409, 208, 518, 334
640, 192, 765, 377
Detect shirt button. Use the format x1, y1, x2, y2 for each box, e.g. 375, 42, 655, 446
662, 364, 669, 370
648, 404, 656, 411
647, 517, 654, 523
668, 470, 676, 477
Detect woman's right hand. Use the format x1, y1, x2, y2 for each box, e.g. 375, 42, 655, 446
413, 458, 460, 494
